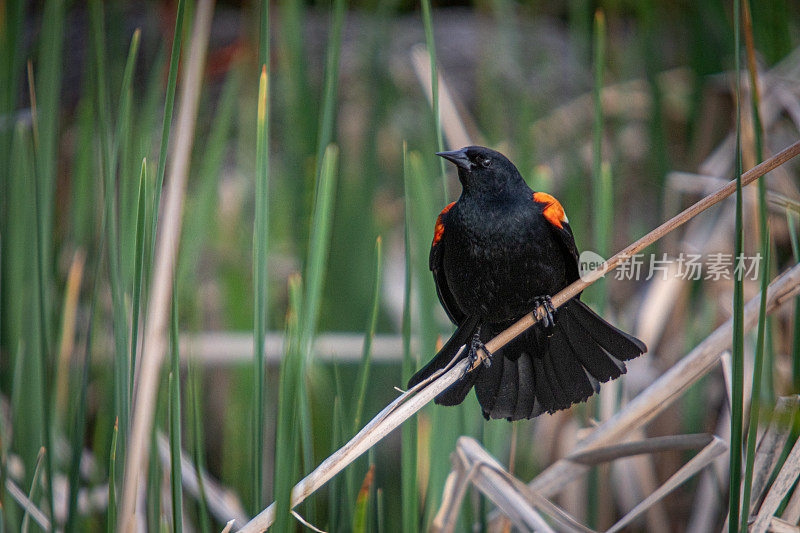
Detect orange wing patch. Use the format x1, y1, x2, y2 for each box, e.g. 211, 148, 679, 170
433, 201, 456, 246
533, 192, 569, 229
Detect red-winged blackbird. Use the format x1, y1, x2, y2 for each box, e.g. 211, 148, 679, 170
407, 146, 646, 421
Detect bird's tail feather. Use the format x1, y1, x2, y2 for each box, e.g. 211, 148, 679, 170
406, 316, 480, 394
406, 300, 646, 421
474, 299, 646, 420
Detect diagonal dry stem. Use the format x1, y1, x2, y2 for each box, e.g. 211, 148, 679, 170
605, 437, 728, 533
235, 139, 800, 532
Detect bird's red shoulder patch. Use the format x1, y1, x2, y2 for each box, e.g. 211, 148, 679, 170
533, 192, 569, 229
433, 201, 456, 246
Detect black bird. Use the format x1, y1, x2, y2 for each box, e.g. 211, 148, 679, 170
407, 146, 646, 420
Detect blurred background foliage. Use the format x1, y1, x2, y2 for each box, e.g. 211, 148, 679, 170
1, 0, 800, 531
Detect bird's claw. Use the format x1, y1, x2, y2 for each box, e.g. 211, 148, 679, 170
534, 295, 556, 330
468, 331, 493, 370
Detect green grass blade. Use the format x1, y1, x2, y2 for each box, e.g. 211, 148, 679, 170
252, 61, 271, 513
277, 0, 314, 244
107, 418, 119, 533
741, 235, 771, 529
591, 10, 611, 307
89, 0, 130, 468
27, 69, 58, 530
115, 29, 141, 149
0, 0, 25, 199
188, 362, 212, 533
353, 236, 383, 430
20, 447, 45, 533
328, 394, 344, 532
169, 289, 184, 533
130, 158, 148, 401
313, 0, 346, 175
300, 144, 339, 359
115, 29, 142, 274
259, 0, 270, 68
420, 0, 448, 199
178, 68, 240, 290
353, 466, 375, 533
739, 4, 773, 527
588, 11, 609, 526
635, 0, 669, 190
377, 488, 385, 533
292, 144, 338, 524
405, 149, 456, 524
401, 144, 419, 533
273, 274, 304, 532
7, 123, 45, 526
729, 0, 745, 529
403, 150, 439, 359
788, 211, 800, 392
69, 96, 97, 247
743, 0, 773, 404
34, 0, 65, 284
66, 249, 103, 532
149, 0, 187, 259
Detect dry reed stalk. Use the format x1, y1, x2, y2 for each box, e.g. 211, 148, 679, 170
410, 44, 476, 149
431, 463, 472, 533
451, 438, 558, 533
780, 485, 800, 525
752, 433, 800, 532
236, 139, 800, 532
4, 479, 51, 530
117, 0, 215, 530
767, 517, 800, 533
155, 433, 249, 526
605, 437, 728, 533
748, 396, 800, 514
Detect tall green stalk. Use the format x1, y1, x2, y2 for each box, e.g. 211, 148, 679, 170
27, 67, 57, 531
401, 145, 419, 533
88, 0, 130, 471
421, 0, 448, 200
130, 159, 148, 401
107, 419, 119, 533
592, 10, 611, 308
788, 212, 800, 391
353, 236, 383, 430
149, 0, 187, 262
188, 362, 212, 532
314, 0, 346, 176
169, 289, 183, 533
729, 0, 745, 530
273, 275, 304, 532
66, 232, 105, 532
740, 240, 770, 529
252, 61, 271, 512
740, 2, 772, 527
588, 11, 609, 528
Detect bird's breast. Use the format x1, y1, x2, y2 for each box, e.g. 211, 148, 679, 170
442, 201, 566, 323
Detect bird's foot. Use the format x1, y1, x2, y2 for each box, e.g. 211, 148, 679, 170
467, 331, 493, 370
533, 295, 556, 330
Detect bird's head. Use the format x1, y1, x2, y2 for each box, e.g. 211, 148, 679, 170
436, 146, 523, 194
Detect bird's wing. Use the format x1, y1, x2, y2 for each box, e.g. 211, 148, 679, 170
430, 201, 466, 325
533, 192, 581, 284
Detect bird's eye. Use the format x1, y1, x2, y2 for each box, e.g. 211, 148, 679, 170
480, 158, 491, 168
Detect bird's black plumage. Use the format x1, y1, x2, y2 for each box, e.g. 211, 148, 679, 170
407, 146, 646, 420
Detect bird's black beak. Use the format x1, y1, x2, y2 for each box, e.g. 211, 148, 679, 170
436, 149, 473, 171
